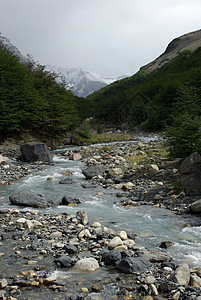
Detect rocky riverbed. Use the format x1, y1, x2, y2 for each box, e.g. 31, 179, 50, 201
0, 136, 201, 299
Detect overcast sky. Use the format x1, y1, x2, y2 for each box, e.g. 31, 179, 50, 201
0, 0, 200, 76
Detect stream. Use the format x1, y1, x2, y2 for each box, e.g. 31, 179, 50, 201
1, 141, 201, 268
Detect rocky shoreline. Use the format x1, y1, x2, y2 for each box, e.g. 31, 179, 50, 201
0, 137, 201, 299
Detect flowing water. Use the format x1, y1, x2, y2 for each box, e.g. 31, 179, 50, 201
1, 144, 201, 267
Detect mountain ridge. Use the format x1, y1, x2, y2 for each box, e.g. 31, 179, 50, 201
0, 33, 130, 98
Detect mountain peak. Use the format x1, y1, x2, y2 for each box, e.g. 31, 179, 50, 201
144, 28, 201, 73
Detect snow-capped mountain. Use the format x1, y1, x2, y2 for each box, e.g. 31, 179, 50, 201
45, 65, 131, 97
0, 33, 28, 64
0, 33, 131, 97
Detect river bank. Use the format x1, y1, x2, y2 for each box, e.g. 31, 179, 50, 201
0, 135, 201, 299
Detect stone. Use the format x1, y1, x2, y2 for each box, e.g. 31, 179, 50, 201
0, 154, 10, 165
150, 284, 158, 296
25, 219, 43, 229
118, 231, 128, 240
159, 241, 173, 248
190, 199, 201, 213
60, 169, 73, 176
69, 153, 82, 161
43, 275, 57, 285
150, 164, 159, 172
108, 236, 123, 249
171, 291, 180, 300
51, 231, 62, 238
122, 182, 134, 190
74, 258, 99, 271
123, 239, 136, 249
180, 152, 201, 196
109, 168, 123, 176
20, 142, 53, 163
9, 192, 54, 208
59, 178, 74, 184
190, 273, 201, 288
60, 196, 81, 206
144, 276, 156, 284
64, 243, 77, 254
82, 165, 107, 179
173, 263, 190, 285
78, 229, 91, 239
55, 255, 72, 267
0, 279, 8, 288
76, 210, 88, 225
102, 249, 121, 265
116, 257, 151, 274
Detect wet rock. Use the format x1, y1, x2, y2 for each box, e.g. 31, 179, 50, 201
59, 178, 74, 184
9, 192, 54, 208
73, 257, 99, 271
173, 263, 190, 285
144, 276, 156, 284
55, 255, 72, 267
60, 196, 81, 206
102, 249, 121, 265
76, 210, 88, 225
43, 275, 57, 285
180, 152, 201, 196
20, 142, 53, 163
116, 257, 151, 274
82, 165, 107, 179
69, 153, 82, 161
159, 241, 173, 249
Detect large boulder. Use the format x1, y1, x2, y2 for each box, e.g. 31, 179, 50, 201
180, 152, 201, 196
116, 257, 151, 274
82, 165, 107, 179
9, 192, 54, 208
73, 258, 99, 271
20, 142, 53, 163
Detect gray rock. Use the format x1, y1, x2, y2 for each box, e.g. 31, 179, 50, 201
116, 257, 151, 274
59, 178, 74, 184
60, 196, 81, 206
73, 257, 99, 271
76, 210, 88, 225
108, 236, 123, 249
102, 249, 121, 265
55, 255, 72, 267
0, 279, 8, 288
190, 199, 201, 213
82, 165, 107, 179
180, 152, 201, 196
173, 263, 190, 285
20, 142, 53, 163
64, 243, 77, 254
9, 192, 54, 208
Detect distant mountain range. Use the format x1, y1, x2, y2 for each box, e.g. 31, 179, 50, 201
45, 65, 130, 97
0, 33, 130, 97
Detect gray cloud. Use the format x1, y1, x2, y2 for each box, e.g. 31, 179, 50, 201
0, 0, 200, 75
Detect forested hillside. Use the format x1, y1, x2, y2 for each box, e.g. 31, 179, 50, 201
0, 46, 91, 140
88, 47, 201, 131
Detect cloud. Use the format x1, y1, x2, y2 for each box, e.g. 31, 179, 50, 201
0, 0, 200, 75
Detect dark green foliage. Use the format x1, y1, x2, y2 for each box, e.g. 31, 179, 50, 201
88, 47, 201, 132
166, 85, 201, 158
0, 46, 92, 139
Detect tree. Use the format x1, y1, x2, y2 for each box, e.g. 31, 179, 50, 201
166, 85, 201, 158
